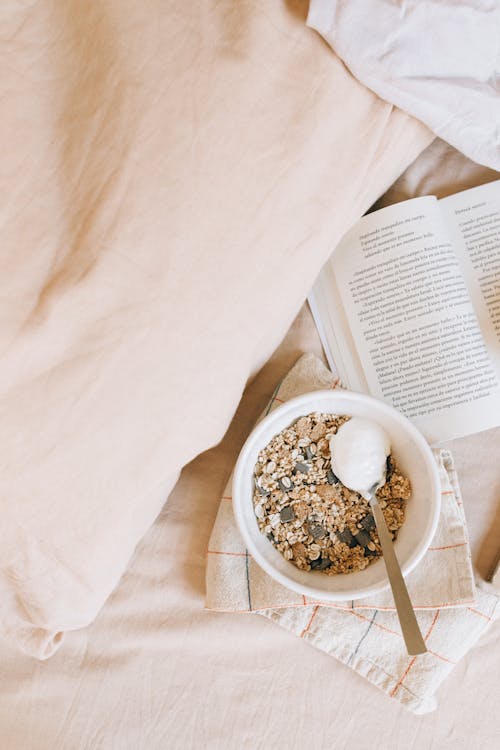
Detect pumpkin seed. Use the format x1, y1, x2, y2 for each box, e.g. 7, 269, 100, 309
338, 528, 357, 548
307, 522, 326, 540
360, 513, 375, 531
327, 468, 340, 484
311, 556, 332, 570
354, 530, 371, 547
293, 462, 310, 475
279, 506, 295, 523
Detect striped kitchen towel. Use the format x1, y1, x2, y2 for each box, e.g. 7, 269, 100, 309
205, 353, 499, 714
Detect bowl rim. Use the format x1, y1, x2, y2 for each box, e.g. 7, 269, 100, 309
232, 389, 441, 601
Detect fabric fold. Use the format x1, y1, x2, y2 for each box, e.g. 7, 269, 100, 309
0, 0, 433, 656
307, 0, 500, 170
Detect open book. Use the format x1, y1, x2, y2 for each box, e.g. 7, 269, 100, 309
309, 180, 500, 444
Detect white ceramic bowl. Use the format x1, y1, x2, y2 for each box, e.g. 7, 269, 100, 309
232, 390, 441, 601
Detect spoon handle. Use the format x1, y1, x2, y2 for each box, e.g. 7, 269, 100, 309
370, 496, 427, 656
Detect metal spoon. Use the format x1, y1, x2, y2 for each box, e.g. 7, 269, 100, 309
366, 482, 427, 656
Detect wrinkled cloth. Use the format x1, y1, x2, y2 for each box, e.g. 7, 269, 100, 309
206, 354, 499, 714
0, 0, 432, 658
0, 304, 498, 748
0, 131, 498, 750
307, 0, 500, 170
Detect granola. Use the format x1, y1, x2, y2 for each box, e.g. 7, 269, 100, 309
253, 412, 411, 574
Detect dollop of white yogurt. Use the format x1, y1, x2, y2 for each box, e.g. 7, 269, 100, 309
329, 417, 391, 499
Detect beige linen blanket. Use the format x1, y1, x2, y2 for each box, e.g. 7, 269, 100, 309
0, 133, 497, 750
0, 304, 498, 750
0, 0, 432, 656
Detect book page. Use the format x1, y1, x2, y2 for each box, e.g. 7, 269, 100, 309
309, 262, 369, 393
440, 180, 500, 376
331, 197, 500, 444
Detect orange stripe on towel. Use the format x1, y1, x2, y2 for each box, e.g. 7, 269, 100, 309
390, 657, 417, 698
300, 606, 319, 638
390, 610, 440, 697
207, 550, 247, 557
425, 610, 440, 640
347, 608, 400, 636
427, 649, 455, 664
467, 607, 493, 622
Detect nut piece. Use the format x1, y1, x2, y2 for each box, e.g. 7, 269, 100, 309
293, 501, 309, 521
295, 417, 311, 438
310, 422, 326, 441
315, 484, 337, 501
